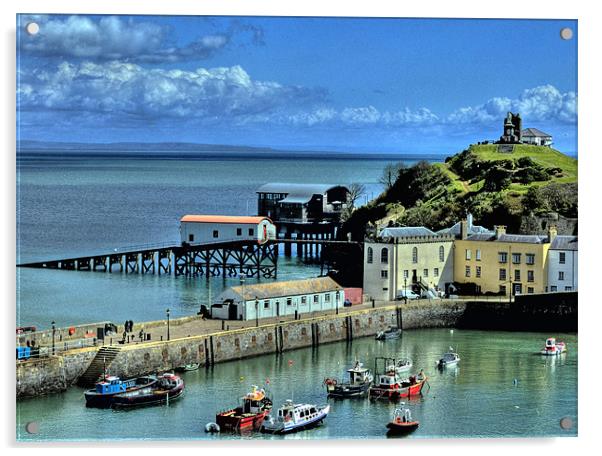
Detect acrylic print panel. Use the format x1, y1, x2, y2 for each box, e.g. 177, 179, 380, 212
16, 14, 578, 441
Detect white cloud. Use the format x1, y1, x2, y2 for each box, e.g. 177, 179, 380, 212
19, 15, 246, 63
447, 84, 577, 124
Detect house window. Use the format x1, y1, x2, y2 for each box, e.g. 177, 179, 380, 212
476, 249, 481, 261
498, 252, 507, 263
565, 286, 572, 291
325, 294, 330, 302
559, 252, 566, 264
499, 268, 507, 280
551, 286, 558, 292
514, 270, 521, 281
476, 266, 481, 278
439, 246, 445, 262
434, 268, 439, 277
527, 270, 534, 282
381, 248, 389, 264
412, 247, 418, 263
558, 271, 565, 281
403, 270, 409, 279
499, 285, 507, 294
188, 234, 194, 242
236, 228, 242, 236
213, 230, 219, 238
367, 247, 373, 264
465, 266, 471, 277
512, 253, 521, 264
249, 228, 254, 236
526, 254, 535, 265
263, 300, 269, 309
287, 298, 292, 306
465, 249, 472, 260
301, 296, 307, 304
313, 295, 319, 303
381, 270, 388, 279
423, 269, 428, 278
527, 287, 534, 294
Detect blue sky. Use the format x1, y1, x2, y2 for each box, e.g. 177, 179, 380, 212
17, 15, 577, 154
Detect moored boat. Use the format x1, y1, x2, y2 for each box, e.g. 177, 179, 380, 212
260, 400, 330, 434
375, 327, 402, 340
111, 373, 185, 408
437, 348, 460, 368
540, 337, 567, 356
216, 386, 272, 432
175, 363, 200, 372
368, 357, 428, 400
84, 375, 157, 408
324, 361, 373, 398
386, 405, 419, 435
392, 358, 413, 373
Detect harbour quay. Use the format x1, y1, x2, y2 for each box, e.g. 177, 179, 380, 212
16, 294, 576, 399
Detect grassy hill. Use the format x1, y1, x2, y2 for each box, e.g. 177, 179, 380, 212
343, 143, 577, 239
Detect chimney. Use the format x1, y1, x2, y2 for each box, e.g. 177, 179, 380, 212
460, 220, 468, 240
467, 213, 473, 229
548, 225, 558, 243
494, 225, 506, 240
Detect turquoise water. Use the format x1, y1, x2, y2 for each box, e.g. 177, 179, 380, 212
16, 329, 578, 441
17, 156, 405, 329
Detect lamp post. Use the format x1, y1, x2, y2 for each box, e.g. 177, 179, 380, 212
335, 289, 340, 315
255, 296, 259, 327
404, 277, 408, 304
240, 274, 246, 320
166, 309, 170, 341
51, 321, 56, 355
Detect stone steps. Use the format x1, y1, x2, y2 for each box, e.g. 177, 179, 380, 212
77, 346, 122, 387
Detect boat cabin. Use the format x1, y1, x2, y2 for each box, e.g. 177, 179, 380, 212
545, 338, 557, 348
241, 387, 267, 414
276, 401, 318, 423
95, 376, 134, 394
348, 364, 372, 385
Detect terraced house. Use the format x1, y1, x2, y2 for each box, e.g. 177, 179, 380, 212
453, 225, 555, 296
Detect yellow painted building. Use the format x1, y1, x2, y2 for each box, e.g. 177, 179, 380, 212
453, 224, 555, 296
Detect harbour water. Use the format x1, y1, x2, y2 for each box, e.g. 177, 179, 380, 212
17, 154, 427, 329
16, 328, 578, 440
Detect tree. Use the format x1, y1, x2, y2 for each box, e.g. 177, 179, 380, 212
347, 182, 366, 208
379, 163, 405, 190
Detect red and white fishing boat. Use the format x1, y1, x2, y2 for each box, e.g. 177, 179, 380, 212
215, 386, 272, 432
540, 337, 567, 356
368, 357, 428, 400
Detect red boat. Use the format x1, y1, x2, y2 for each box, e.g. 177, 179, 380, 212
216, 386, 273, 432
368, 357, 428, 400
386, 407, 419, 435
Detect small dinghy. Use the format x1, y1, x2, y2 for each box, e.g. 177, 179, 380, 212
392, 358, 413, 373
375, 327, 402, 340
386, 405, 419, 436
260, 400, 330, 434
175, 363, 200, 372
540, 337, 567, 356
204, 422, 220, 433
437, 347, 460, 368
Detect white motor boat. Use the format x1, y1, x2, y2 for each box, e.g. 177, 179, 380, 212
260, 400, 330, 434
540, 337, 567, 356
392, 358, 413, 373
437, 347, 460, 368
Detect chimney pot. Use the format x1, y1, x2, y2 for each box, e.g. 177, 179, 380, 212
460, 220, 468, 240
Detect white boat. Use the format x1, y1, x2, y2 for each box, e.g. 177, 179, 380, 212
375, 327, 402, 340
391, 358, 413, 373
540, 337, 567, 356
260, 400, 330, 434
437, 348, 460, 367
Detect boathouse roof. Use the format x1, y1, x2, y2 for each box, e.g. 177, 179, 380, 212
256, 183, 347, 196
550, 235, 578, 250
180, 215, 272, 224
225, 276, 342, 301
521, 128, 552, 138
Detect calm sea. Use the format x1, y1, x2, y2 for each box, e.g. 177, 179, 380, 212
17, 154, 429, 329
16, 329, 578, 440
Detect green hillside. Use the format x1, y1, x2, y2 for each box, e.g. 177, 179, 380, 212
343, 143, 577, 239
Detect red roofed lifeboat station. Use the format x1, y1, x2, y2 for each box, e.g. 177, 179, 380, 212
179, 215, 277, 246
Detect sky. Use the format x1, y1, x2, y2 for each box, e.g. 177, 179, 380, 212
16, 15, 578, 154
